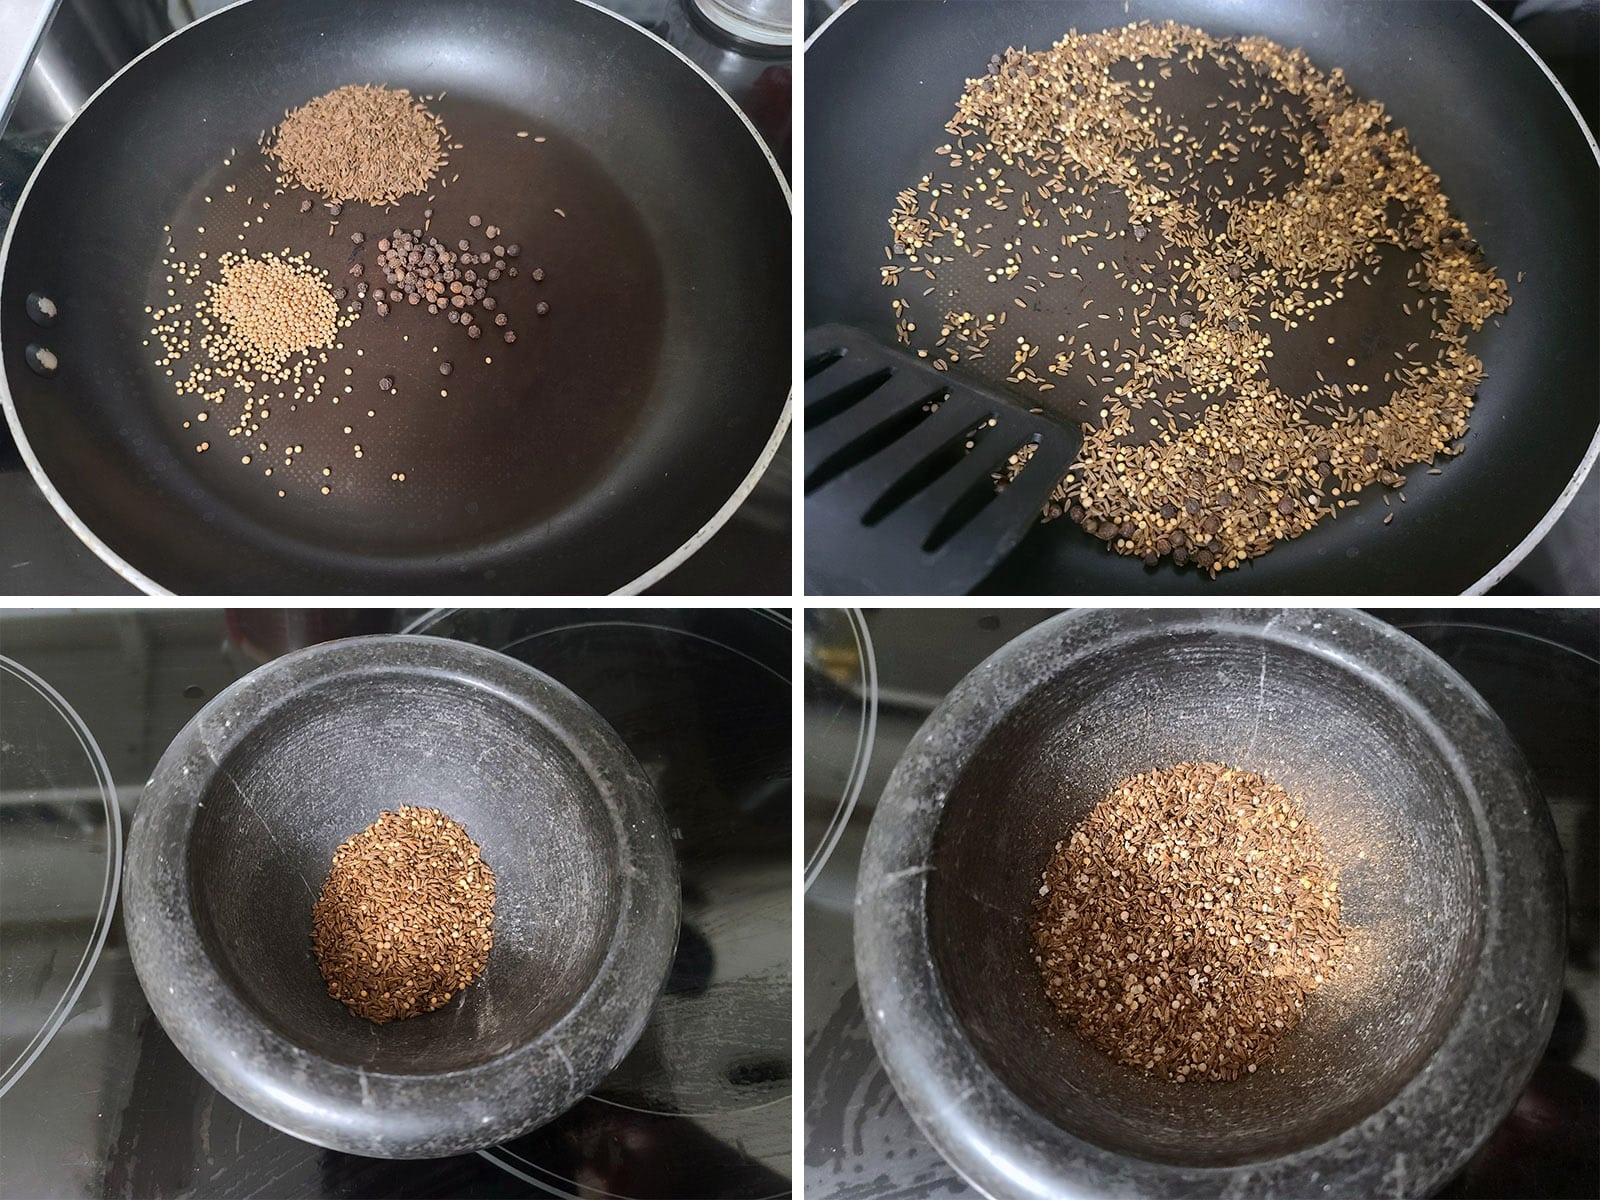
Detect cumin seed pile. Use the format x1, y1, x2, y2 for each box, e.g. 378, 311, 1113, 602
266, 84, 449, 206
1033, 761, 1347, 1082
885, 22, 1510, 574
311, 805, 496, 1024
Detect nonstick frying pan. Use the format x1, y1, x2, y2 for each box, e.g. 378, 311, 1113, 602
805, 0, 1598, 595
2, 0, 790, 594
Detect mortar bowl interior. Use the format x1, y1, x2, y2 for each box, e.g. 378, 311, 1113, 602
857, 609, 1563, 1199
125, 635, 680, 1158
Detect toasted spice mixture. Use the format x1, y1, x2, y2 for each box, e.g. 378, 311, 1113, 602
1033, 761, 1347, 1082
886, 22, 1510, 573
311, 805, 496, 1024
266, 85, 449, 206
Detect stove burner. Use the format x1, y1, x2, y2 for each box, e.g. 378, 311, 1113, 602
410, 609, 792, 1198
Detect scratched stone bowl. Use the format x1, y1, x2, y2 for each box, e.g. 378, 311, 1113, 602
856, 608, 1564, 1199
124, 635, 679, 1157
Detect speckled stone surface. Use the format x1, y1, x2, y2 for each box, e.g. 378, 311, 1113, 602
855, 609, 1564, 1199
124, 635, 680, 1158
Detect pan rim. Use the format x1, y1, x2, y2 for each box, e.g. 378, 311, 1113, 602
0, 0, 792, 597
1461, 0, 1599, 593
803, 0, 1599, 597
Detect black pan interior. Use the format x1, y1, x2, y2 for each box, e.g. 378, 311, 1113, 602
805, 0, 1598, 594
2, 0, 789, 594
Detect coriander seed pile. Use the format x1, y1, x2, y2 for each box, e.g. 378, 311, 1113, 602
203, 251, 343, 376
148, 248, 359, 468
1033, 761, 1348, 1082
886, 21, 1510, 573
311, 805, 496, 1024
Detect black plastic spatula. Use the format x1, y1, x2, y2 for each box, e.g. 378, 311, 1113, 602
804, 324, 1079, 594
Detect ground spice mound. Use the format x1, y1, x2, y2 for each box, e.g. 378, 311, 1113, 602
1033, 761, 1347, 1082
885, 21, 1510, 574
311, 805, 496, 1024
266, 84, 449, 206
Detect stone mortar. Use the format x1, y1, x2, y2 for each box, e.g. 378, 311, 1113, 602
124, 634, 679, 1158
855, 608, 1563, 1199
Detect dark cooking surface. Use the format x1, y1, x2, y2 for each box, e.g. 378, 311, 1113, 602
0, 607, 792, 1198
142, 94, 666, 552
803, 0, 1599, 595
885, 46, 1448, 432
804, 608, 1598, 1199
0, 0, 790, 596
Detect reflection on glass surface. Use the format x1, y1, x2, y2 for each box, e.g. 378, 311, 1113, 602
0, 655, 120, 1097
803, 609, 875, 891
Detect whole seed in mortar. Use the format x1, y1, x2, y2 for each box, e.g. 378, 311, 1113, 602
311, 805, 496, 1024
1033, 761, 1348, 1082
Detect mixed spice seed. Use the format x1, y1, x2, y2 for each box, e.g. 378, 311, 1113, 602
884, 22, 1510, 573
145, 85, 555, 496
310, 805, 496, 1025
1033, 761, 1349, 1082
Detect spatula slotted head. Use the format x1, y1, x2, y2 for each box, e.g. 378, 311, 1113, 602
804, 324, 1076, 594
